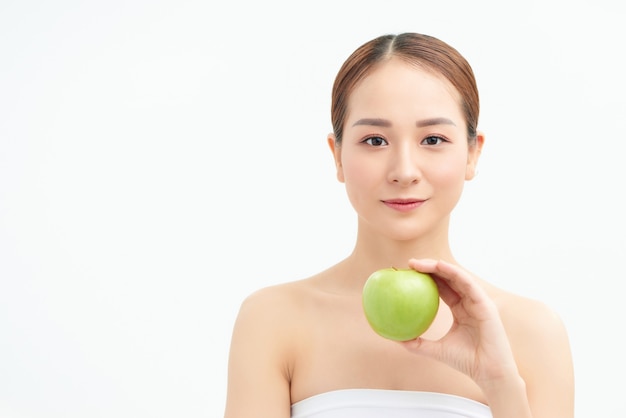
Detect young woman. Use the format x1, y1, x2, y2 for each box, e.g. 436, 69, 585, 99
223, 32, 575, 418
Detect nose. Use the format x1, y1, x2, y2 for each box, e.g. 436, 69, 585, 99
387, 143, 421, 186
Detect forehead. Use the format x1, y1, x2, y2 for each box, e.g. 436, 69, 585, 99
345, 58, 463, 122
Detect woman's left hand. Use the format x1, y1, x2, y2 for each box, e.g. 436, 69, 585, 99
402, 258, 520, 387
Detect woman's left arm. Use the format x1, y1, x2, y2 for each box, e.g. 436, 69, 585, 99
402, 258, 574, 418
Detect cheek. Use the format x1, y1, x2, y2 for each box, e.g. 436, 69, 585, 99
426, 154, 468, 192
341, 152, 377, 184
340, 154, 383, 203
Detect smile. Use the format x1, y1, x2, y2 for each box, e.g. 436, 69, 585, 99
382, 199, 426, 212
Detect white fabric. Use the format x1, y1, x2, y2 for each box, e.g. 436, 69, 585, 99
291, 388, 492, 418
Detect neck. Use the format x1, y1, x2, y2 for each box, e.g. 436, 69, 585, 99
336, 224, 457, 291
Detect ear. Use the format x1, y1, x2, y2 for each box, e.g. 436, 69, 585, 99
327, 133, 345, 183
465, 131, 485, 181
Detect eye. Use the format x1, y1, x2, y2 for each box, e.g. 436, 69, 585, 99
362, 136, 388, 147
421, 135, 447, 146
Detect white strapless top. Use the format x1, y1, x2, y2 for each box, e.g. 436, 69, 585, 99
291, 389, 492, 418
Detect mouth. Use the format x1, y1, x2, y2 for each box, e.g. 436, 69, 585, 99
382, 198, 426, 212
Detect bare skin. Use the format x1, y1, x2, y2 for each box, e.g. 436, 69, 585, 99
224, 58, 575, 418
225, 256, 573, 418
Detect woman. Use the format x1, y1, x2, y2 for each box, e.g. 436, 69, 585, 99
223, 32, 575, 418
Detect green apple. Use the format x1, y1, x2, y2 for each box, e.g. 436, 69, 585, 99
362, 267, 439, 341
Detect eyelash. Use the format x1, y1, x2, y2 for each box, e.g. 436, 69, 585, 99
421, 135, 447, 146
362, 136, 388, 146
361, 135, 448, 147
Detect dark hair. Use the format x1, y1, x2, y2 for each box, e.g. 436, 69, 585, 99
331, 33, 479, 145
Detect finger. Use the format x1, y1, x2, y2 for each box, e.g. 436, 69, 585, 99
407, 258, 439, 273
410, 259, 481, 303
432, 260, 485, 305
408, 258, 461, 306
400, 336, 443, 360
430, 275, 461, 307
432, 261, 499, 323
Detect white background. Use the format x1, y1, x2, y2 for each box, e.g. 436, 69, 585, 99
1, 1, 624, 417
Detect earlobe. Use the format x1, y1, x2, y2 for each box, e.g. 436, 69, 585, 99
465, 132, 485, 181
327, 134, 345, 183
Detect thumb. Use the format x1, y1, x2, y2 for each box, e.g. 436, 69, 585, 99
400, 337, 443, 360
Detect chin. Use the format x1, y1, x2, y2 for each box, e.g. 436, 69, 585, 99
380, 227, 429, 243
376, 218, 446, 244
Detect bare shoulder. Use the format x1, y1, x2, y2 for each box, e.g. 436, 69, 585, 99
232, 278, 314, 343
482, 281, 574, 406
236, 277, 314, 321
225, 277, 319, 418
485, 284, 569, 348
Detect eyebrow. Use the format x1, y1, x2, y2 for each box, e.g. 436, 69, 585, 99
416, 117, 456, 128
352, 118, 391, 127
352, 117, 456, 128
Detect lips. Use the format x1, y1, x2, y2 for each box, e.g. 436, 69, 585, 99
382, 198, 426, 212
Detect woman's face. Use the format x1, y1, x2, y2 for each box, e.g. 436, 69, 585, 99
329, 58, 483, 242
